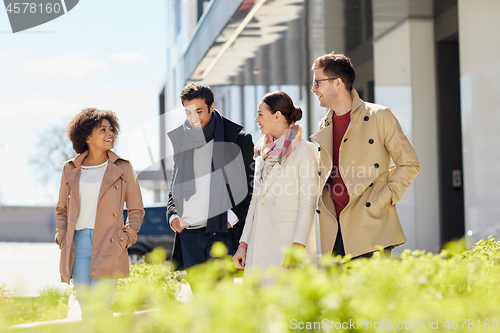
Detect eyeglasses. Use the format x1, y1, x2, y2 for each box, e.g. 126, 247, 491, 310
311, 77, 340, 89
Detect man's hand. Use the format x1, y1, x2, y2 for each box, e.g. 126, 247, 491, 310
233, 247, 246, 269
171, 217, 190, 233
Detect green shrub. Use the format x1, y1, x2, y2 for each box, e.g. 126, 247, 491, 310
112, 247, 181, 313
3, 237, 500, 332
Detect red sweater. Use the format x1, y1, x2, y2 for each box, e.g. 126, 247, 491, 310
327, 111, 351, 217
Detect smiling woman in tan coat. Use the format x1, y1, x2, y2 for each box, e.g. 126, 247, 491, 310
54, 108, 144, 321
233, 91, 319, 276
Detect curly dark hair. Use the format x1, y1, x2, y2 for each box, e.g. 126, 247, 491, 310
312, 52, 356, 91
67, 108, 120, 154
179, 82, 214, 108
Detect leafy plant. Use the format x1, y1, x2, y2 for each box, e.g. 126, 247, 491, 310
3, 238, 500, 332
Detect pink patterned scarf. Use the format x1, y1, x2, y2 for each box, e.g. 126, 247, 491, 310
254, 124, 303, 182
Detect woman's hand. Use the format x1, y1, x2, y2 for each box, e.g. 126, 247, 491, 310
233, 247, 247, 269
282, 242, 305, 269
54, 231, 66, 250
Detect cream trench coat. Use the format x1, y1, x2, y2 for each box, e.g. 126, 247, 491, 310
55, 150, 144, 284
310, 89, 420, 258
240, 139, 319, 274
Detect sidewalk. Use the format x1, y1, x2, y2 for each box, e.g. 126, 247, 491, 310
7, 280, 195, 330
0, 242, 72, 297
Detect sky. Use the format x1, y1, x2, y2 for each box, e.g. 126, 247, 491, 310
0, 0, 166, 206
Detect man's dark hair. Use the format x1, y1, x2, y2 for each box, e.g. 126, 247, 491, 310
312, 52, 356, 91
67, 108, 120, 154
179, 82, 214, 108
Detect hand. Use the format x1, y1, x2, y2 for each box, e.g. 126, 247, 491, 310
233, 247, 247, 269
227, 222, 231, 229
171, 217, 189, 233
282, 243, 305, 269
54, 232, 65, 250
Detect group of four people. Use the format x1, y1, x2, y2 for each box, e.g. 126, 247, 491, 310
54, 52, 420, 320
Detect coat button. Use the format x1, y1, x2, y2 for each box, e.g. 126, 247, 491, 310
115, 185, 119, 189
271, 220, 276, 225
110, 238, 114, 243
318, 147, 321, 152
369, 183, 373, 187
259, 202, 264, 206
113, 213, 117, 217
343, 138, 348, 142
374, 163, 379, 169
272, 202, 276, 207
68, 194, 71, 199
318, 171, 321, 176
364, 116, 369, 121
369, 139, 374, 144
316, 209, 320, 214
119, 237, 124, 242
366, 202, 371, 207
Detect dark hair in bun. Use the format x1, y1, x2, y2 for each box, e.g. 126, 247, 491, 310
261, 91, 302, 125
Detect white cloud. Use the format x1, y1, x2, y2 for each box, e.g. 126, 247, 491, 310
108, 52, 146, 64
2, 52, 107, 78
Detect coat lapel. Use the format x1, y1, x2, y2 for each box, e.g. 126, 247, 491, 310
97, 151, 124, 204
65, 151, 88, 202
310, 110, 334, 163
260, 163, 282, 196
259, 146, 295, 197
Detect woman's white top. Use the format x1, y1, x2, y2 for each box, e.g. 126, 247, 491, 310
75, 160, 109, 230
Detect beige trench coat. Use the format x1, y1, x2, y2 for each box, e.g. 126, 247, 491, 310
240, 139, 319, 274
310, 89, 420, 258
55, 150, 144, 284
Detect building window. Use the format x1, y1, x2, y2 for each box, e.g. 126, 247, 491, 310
175, 0, 182, 35
197, 0, 210, 21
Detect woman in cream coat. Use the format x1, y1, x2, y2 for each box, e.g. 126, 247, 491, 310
233, 91, 319, 275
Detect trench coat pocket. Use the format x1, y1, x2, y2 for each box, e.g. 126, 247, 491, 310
117, 229, 128, 250
371, 185, 393, 217
282, 210, 298, 223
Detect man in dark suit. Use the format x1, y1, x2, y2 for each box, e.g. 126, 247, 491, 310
167, 82, 254, 270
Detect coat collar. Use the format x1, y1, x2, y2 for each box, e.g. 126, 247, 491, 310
350, 89, 364, 122
68, 149, 121, 167
310, 109, 333, 162
65, 150, 124, 198
310, 89, 364, 155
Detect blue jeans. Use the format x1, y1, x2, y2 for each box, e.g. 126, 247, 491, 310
179, 227, 236, 269
72, 229, 118, 321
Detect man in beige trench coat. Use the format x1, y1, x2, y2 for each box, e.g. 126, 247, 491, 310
310, 52, 421, 258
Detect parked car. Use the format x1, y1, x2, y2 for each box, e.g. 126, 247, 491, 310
123, 206, 174, 264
